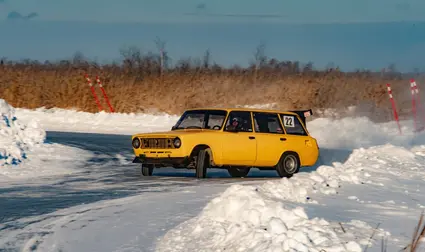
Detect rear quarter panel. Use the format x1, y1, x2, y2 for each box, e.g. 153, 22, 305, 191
283, 135, 319, 167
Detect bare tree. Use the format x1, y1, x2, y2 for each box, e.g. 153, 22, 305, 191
251, 42, 267, 80
120, 46, 143, 70
203, 49, 211, 69
155, 37, 167, 75
72, 51, 85, 66
254, 42, 267, 71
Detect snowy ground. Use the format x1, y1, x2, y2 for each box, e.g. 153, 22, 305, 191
14, 107, 179, 135
1, 103, 425, 251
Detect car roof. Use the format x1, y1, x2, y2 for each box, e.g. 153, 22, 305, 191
184, 107, 299, 115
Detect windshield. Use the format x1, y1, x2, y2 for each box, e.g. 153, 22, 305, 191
173, 110, 228, 130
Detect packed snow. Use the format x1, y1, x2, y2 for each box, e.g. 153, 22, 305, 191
0, 99, 94, 180
2, 102, 425, 251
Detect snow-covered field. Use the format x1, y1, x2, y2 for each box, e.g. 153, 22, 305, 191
14, 107, 179, 135
2, 101, 425, 251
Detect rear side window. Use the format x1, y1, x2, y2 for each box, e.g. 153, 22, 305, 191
280, 114, 307, 136
253, 112, 284, 134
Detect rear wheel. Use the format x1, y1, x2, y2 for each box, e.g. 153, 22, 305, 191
141, 164, 154, 176
227, 167, 250, 177
276, 152, 300, 178
195, 149, 210, 179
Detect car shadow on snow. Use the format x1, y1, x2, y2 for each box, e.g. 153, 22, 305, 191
151, 148, 354, 179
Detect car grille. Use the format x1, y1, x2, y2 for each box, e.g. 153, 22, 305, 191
139, 138, 175, 149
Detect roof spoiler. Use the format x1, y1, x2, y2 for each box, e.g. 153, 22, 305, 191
289, 109, 313, 127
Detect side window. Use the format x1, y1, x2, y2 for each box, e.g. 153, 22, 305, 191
280, 114, 307, 136
224, 111, 253, 132
253, 112, 284, 134
206, 111, 227, 130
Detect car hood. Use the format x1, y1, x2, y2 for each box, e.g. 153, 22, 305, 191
132, 129, 211, 138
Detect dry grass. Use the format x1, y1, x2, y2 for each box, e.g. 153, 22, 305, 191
363, 212, 425, 252
403, 212, 425, 252
0, 49, 422, 121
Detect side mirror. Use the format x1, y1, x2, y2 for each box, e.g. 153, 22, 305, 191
171, 125, 176, 130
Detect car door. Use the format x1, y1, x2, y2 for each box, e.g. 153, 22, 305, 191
221, 110, 257, 166
252, 112, 287, 167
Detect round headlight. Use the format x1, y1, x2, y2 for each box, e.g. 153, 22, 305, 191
173, 137, 181, 148
132, 138, 141, 148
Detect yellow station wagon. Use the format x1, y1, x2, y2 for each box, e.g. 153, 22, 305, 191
131, 107, 319, 178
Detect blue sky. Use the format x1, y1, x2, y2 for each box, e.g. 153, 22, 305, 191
1, 0, 425, 23
1, 1, 425, 72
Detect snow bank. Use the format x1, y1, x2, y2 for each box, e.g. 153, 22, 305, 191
0, 100, 93, 180
14, 107, 179, 135
0, 99, 46, 166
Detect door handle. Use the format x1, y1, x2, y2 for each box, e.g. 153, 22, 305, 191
280, 138, 287, 141
249, 136, 255, 140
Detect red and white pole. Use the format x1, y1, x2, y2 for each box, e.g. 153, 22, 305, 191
95, 76, 115, 113
410, 79, 418, 132
84, 74, 103, 112
386, 83, 402, 135
410, 79, 425, 132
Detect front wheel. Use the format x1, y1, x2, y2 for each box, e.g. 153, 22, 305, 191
276, 153, 300, 178
141, 164, 154, 176
195, 149, 210, 179
227, 167, 250, 177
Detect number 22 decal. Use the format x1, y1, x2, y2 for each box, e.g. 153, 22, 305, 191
283, 116, 294, 127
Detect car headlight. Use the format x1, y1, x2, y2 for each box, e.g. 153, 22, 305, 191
173, 137, 181, 148
132, 137, 141, 148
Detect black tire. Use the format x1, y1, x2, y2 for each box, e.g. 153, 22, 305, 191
276, 152, 300, 178
227, 167, 250, 177
195, 149, 209, 179
141, 164, 154, 176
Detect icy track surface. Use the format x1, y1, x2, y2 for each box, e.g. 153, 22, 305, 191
3, 104, 425, 251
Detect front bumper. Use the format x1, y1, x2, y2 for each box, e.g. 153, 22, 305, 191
132, 154, 190, 165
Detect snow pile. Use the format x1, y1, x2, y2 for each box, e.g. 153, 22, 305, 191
0, 100, 94, 180
0, 99, 46, 166
156, 184, 385, 252
256, 164, 358, 204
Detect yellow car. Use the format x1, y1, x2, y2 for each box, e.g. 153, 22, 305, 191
131, 107, 319, 178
